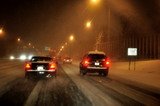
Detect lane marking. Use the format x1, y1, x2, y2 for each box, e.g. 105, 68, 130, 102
62, 65, 121, 106
24, 81, 43, 106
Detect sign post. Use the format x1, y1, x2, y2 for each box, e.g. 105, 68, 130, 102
127, 48, 137, 70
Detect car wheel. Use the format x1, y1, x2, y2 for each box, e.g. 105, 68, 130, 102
80, 69, 86, 75
54, 73, 57, 77
50, 72, 57, 78
99, 72, 103, 76
25, 72, 30, 79
103, 70, 108, 77
80, 69, 82, 75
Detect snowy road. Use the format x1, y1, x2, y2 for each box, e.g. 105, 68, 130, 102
0, 60, 160, 106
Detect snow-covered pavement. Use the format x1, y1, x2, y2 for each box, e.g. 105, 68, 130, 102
73, 60, 160, 92
110, 60, 160, 89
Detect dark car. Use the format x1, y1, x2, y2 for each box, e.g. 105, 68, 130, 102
63, 57, 72, 64
25, 56, 57, 78
79, 51, 110, 76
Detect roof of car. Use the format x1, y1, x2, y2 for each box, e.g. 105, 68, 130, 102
88, 51, 106, 55
32, 56, 52, 58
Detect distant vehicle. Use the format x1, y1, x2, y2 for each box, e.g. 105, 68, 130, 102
63, 57, 72, 64
79, 51, 110, 76
25, 56, 57, 78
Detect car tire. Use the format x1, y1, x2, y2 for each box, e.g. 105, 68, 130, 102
50, 72, 57, 78
54, 73, 57, 77
25, 72, 30, 79
103, 70, 108, 77
80, 69, 86, 75
99, 72, 103, 76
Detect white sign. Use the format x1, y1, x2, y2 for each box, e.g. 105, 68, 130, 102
128, 48, 137, 56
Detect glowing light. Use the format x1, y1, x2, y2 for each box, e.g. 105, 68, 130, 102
90, 0, 100, 5
86, 21, 92, 28
28, 55, 33, 60
28, 43, 31, 46
0, 29, 3, 34
10, 56, 15, 60
20, 55, 27, 60
25, 63, 31, 69
17, 38, 21, 42
69, 35, 74, 41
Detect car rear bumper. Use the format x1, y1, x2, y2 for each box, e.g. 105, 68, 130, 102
87, 66, 108, 70
25, 70, 56, 72
25, 70, 56, 76
81, 66, 109, 72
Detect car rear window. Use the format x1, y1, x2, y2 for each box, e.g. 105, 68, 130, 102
87, 54, 106, 60
31, 57, 52, 62
65, 57, 71, 59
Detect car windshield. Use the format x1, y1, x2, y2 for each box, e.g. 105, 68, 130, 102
31, 57, 52, 62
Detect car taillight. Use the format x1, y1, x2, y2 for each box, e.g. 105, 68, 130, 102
105, 58, 110, 67
106, 61, 110, 65
83, 58, 90, 67
25, 63, 31, 70
49, 63, 56, 70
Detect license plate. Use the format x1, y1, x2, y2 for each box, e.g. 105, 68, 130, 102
95, 62, 100, 66
37, 66, 44, 71
39, 72, 44, 74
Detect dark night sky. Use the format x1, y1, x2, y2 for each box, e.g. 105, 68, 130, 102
0, 0, 83, 56
0, 0, 76, 44
0, 0, 160, 57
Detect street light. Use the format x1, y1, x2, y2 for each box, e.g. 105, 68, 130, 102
89, 0, 110, 52
90, 0, 100, 5
0, 28, 4, 37
65, 42, 68, 45
86, 21, 92, 28
62, 46, 64, 49
69, 35, 74, 41
17, 38, 21, 42
0, 28, 3, 34
28, 43, 31, 46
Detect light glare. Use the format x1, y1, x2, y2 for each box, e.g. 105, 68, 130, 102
10, 56, 15, 60
20, 55, 27, 60
90, 0, 100, 5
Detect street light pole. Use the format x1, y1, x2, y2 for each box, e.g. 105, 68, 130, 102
89, 0, 111, 52
107, 7, 111, 54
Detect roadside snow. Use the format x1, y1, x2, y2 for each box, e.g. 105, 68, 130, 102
110, 60, 160, 89
73, 60, 160, 90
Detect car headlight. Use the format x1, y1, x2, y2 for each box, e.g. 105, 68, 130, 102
19, 55, 27, 60
10, 56, 15, 60
28, 55, 33, 60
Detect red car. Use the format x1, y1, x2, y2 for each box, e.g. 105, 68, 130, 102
25, 56, 57, 78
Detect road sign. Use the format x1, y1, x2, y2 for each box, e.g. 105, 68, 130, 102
127, 48, 137, 56
127, 48, 137, 70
